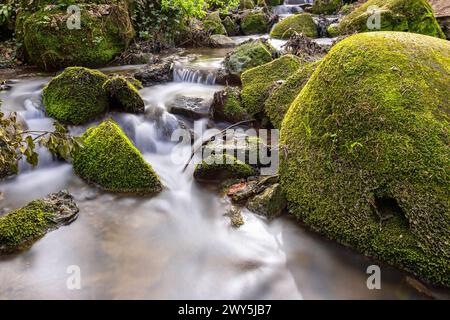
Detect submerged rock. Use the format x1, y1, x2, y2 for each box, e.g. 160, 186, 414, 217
103, 76, 145, 114
241, 54, 302, 116
210, 87, 249, 123
194, 154, 255, 182
0, 190, 79, 254
337, 0, 445, 38
280, 32, 450, 286
225, 205, 245, 228
43, 67, 109, 125
270, 13, 318, 39
73, 119, 163, 194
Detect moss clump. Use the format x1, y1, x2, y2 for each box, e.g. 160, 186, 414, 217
270, 13, 318, 39
241, 54, 302, 115
103, 76, 145, 114
194, 154, 255, 182
326, 23, 339, 37
264, 61, 318, 128
223, 39, 274, 76
43, 67, 109, 125
222, 16, 240, 36
280, 32, 450, 286
240, 11, 270, 35
73, 119, 163, 194
211, 87, 249, 123
337, 0, 445, 38
21, 2, 134, 70
312, 0, 342, 15
203, 12, 227, 35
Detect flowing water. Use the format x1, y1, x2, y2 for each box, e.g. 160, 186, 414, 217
0, 44, 444, 300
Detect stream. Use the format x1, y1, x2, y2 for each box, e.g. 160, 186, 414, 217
0, 6, 438, 300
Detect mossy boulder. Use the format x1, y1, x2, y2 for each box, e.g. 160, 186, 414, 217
326, 23, 340, 37
240, 0, 255, 10
247, 183, 287, 218
337, 0, 445, 38
73, 120, 163, 194
0, 190, 79, 254
223, 39, 274, 76
240, 11, 270, 35
103, 76, 145, 114
43, 67, 109, 125
241, 54, 302, 116
20, 2, 134, 70
280, 32, 450, 286
312, 0, 343, 15
210, 87, 249, 123
264, 61, 318, 128
222, 16, 240, 36
203, 11, 227, 35
270, 13, 318, 39
194, 154, 255, 182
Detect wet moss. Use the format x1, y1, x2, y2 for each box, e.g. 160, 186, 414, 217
241, 54, 302, 115
312, 0, 342, 15
211, 87, 249, 123
194, 154, 255, 182
280, 32, 450, 286
43, 67, 109, 125
264, 61, 318, 128
73, 119, 163, 194
103, 76, 145, 114
203, 11, 227, 35
240, 11, 270, 35
337, 0, 445, 38
270, 13, 318, 39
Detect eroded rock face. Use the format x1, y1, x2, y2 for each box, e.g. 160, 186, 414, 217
0, 190, 79, 254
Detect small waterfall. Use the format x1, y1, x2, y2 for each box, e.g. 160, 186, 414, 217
173, 63, 217, 85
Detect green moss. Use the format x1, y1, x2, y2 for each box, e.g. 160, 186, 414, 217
241, 54, 302, 115
312, 0, 342, 15
21, 2, 134, 70
270, 13, 318, 39
203, 11, 227, 35
43, 67, 109, 125
280, 32, 450, 286
223, 39, 274, 76
240, 0, 255, 10
0, 200, 54, 249
73, 119, 163, 194
326, 23, 339, 37
103, 76, 145, 114
240, 11, 270, 35
211, 87, 248, 123
264, 61, 318, 128
338, 0, 445, 38
247, 183, 287, 218
222, 16, 240, 36
194, 154, 255, 181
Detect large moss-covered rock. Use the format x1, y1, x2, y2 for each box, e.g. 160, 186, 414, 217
103, 76, 145, 114
280, 32, 450, 286
240, 11, 270, 35
194, 154, 255, 182
19, 1, 134, 70
73, 120, 162, 194
222, 16, 240, 36
337, 0, 445, 38
241, 54, 302, 115
312, 0, 343, 15
210, 87, 249, 123
203, 11, 227, 35
264, 61, 318, 128
0, 190, 79, 254
43, 67, 109, 125
223, 40, 274, 76
270, 13, 318, 39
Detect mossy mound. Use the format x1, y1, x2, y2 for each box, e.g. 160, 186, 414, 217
210, 87, 249, 123
312, 0, 343, 15
326, 23, 340, 37
264, 61, 318, 128
43, 67, 109, 125
223, 39, 274, 76
0, 190, 79, 254
203, 12, 227, 35
222, 16, 240, 36
241, 54, 302, 115
73, 120, 163, 194
280, 32, 450, 286
270, 13, 318, 39
194, 154, 255, 182
20, 2, 134, 70
240, 11, 270, 35
337, 0, 445, 38
103, 76, 145, 114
